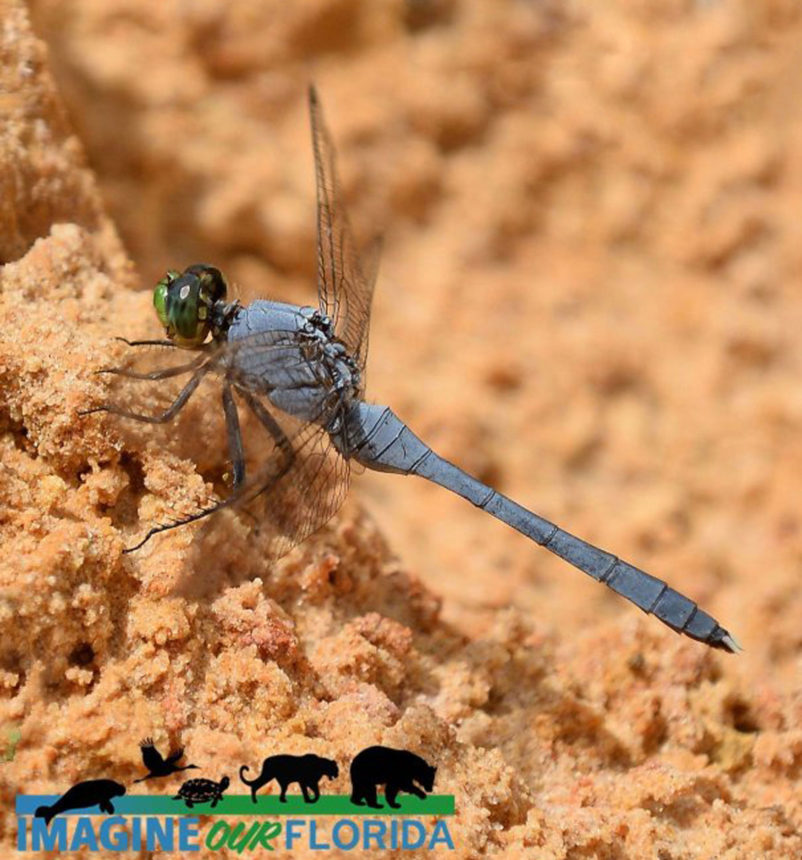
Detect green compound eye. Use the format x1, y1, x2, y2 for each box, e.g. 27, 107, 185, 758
153, 283, 168, 328
153, 269, 180, 330
152, 266, 225, 348
173, 288, 204, 344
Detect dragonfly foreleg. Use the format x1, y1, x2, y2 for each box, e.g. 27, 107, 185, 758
95, 354, 206, 381
80, 363, 212, 424
115, 337, 178, 348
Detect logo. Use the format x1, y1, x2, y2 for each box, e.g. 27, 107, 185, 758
16, 741, 455, 853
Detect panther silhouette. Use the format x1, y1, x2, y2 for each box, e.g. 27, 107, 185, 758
240, 754, 339, 803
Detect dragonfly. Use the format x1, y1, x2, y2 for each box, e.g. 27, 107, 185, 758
83, 86, 739, 654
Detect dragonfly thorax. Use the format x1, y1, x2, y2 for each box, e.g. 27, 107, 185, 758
227, 299, 360, 429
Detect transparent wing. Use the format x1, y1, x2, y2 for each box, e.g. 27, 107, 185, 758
309, 85, 378, 378
224, 388, 351, 559
219, 328, 351, 556
222, 327, 329, 390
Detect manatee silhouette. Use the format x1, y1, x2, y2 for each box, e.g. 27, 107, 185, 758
35, 779, 126, 825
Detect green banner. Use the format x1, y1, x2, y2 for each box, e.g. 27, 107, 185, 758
18, 794, 455, 817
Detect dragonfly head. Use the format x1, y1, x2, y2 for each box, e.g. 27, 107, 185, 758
153, 264, 228, 347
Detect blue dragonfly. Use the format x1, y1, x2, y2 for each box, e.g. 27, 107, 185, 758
83, 87, 739, 653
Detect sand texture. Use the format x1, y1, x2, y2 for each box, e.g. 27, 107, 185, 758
2, 0, 802, 856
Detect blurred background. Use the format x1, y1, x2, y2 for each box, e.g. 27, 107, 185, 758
25, 0, 802, 676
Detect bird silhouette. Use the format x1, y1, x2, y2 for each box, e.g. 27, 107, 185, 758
134, 738, 198, 782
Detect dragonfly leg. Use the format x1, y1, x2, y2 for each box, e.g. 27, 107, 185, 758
115, 337, 177, 348
79, 363, 212, 423
124, 448, 294, 554
123, 495, 236, 553
222, 383, 245, 490
95, 354, 206, 381
122, 386, 296, 553
235, 387, 294, 462
235, 387, 298, 513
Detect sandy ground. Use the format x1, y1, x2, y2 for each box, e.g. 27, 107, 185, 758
1, 0, 802, 856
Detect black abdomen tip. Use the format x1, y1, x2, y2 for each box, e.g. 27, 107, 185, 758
710, 629, 743, 654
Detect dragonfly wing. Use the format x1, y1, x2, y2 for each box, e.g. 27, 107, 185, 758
224, 327, 329, 392
309, 85, 377, 377
230, 390, 352, 558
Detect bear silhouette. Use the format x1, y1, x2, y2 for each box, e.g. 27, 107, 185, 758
240, 754, 339, 803
349, 746, 436, 809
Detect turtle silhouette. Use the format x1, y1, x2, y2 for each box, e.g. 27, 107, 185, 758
349, 746, 436, 809
173, 775, 229, 809
35, 779, 126, 825
240, 754, 338, 804
134, 738, 198, 782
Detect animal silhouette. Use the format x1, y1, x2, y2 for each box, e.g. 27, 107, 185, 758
174, 775, 230, 808
240, 754, 339, 803
134, 738, 198, 782
349, 746, 436, 809
35, 779, 126, 824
